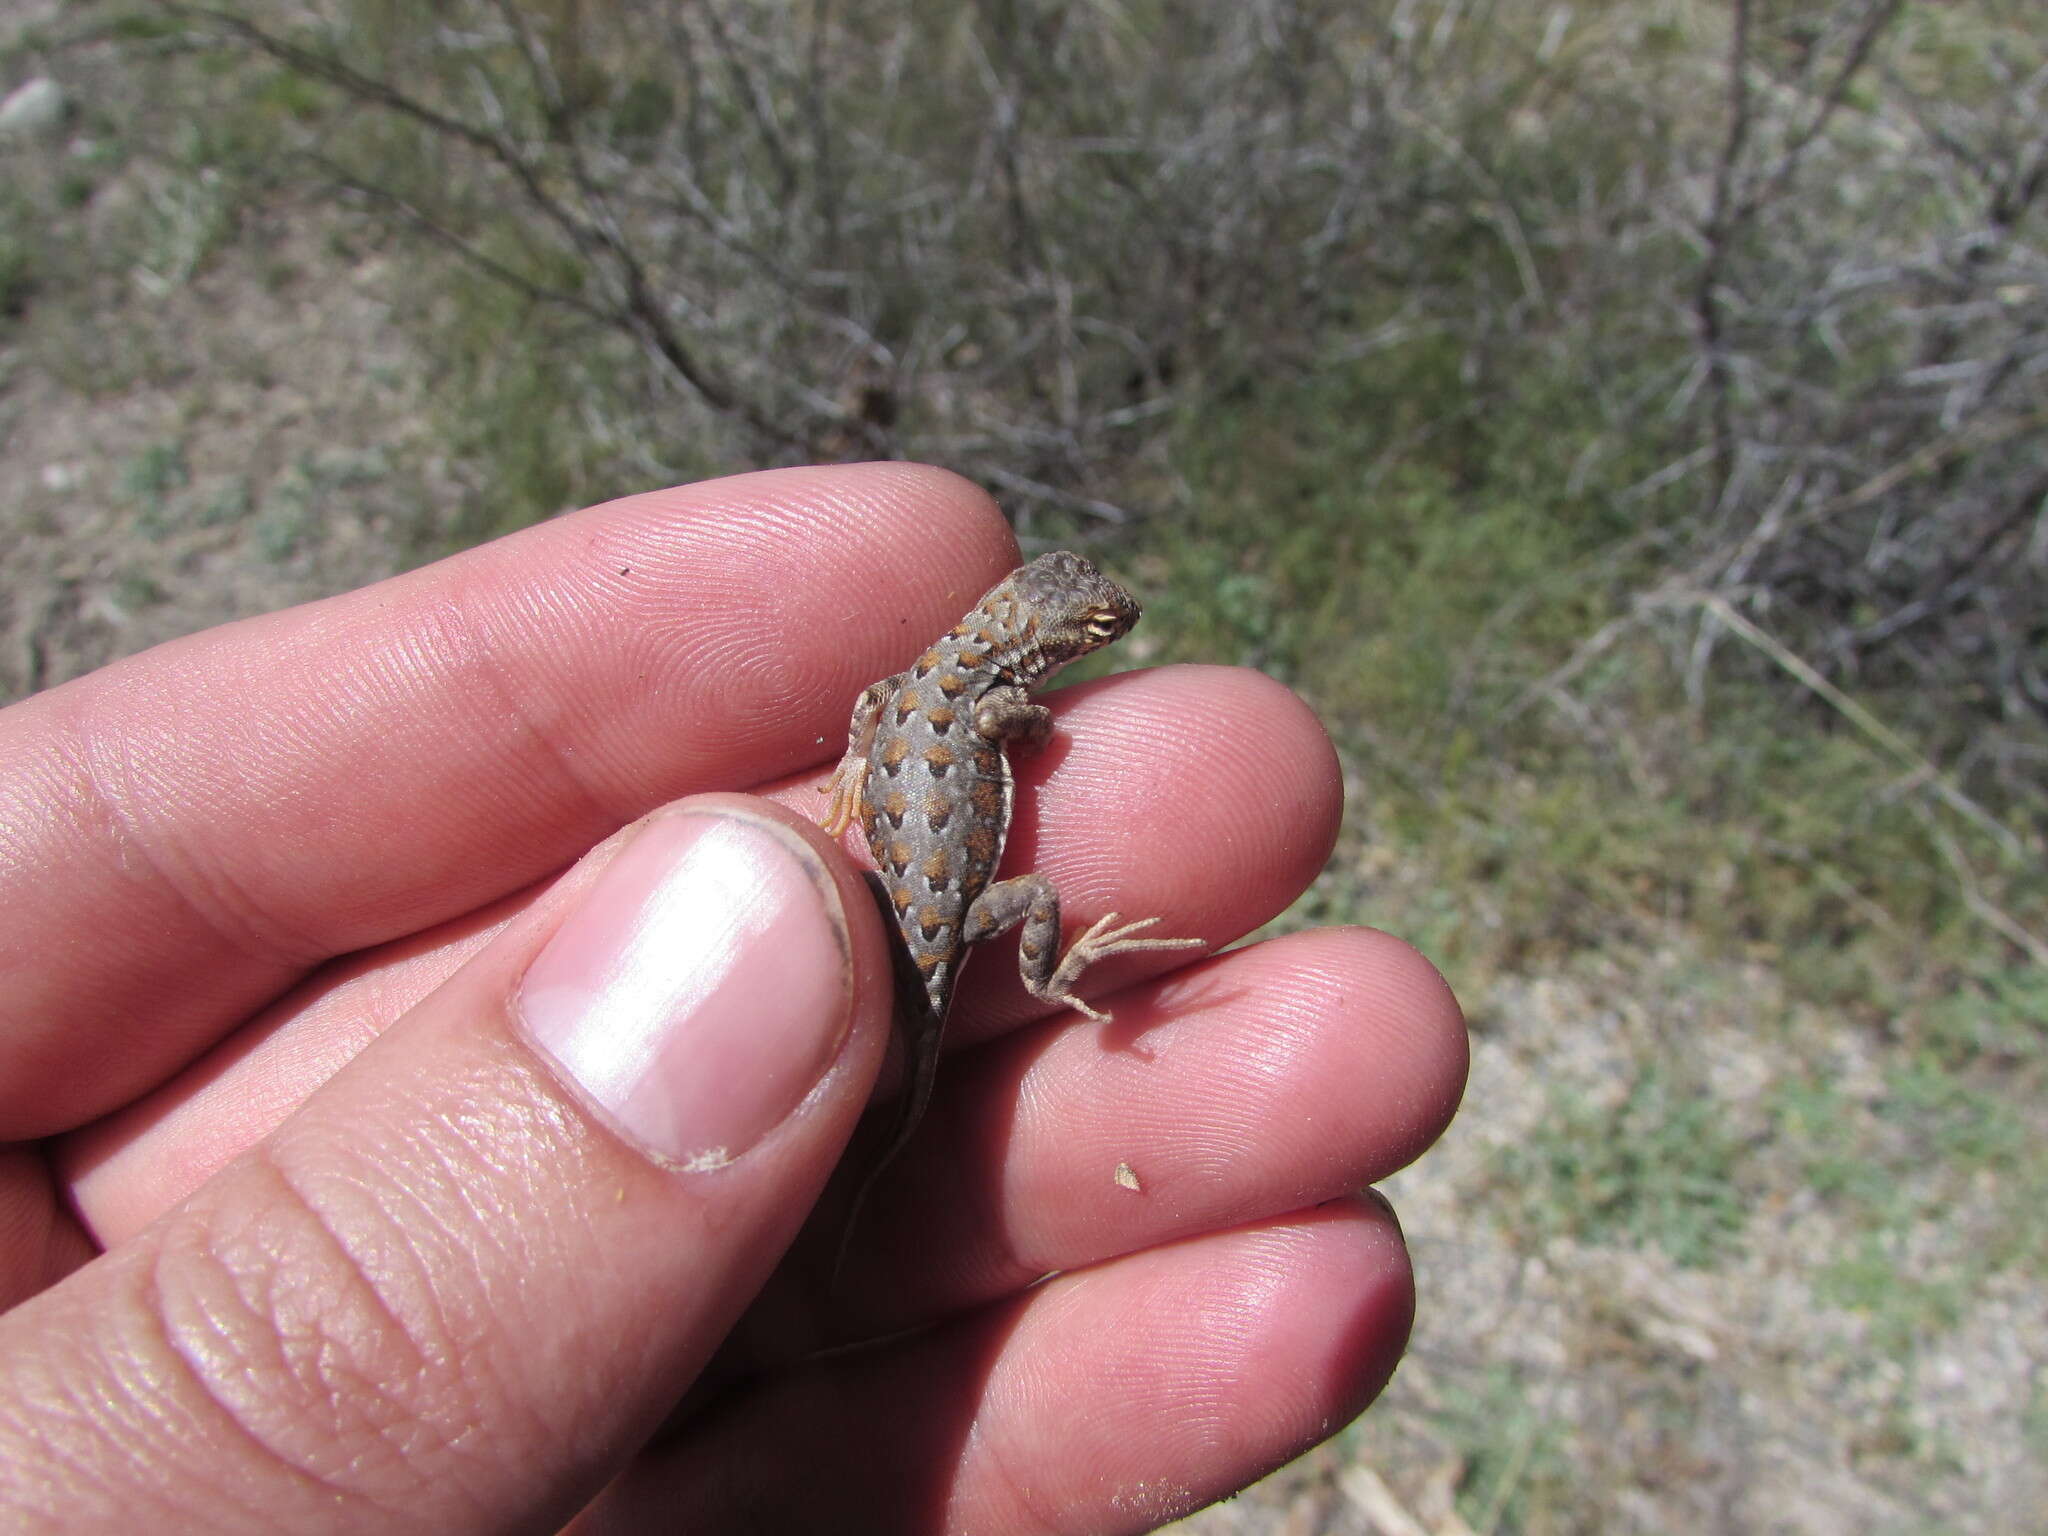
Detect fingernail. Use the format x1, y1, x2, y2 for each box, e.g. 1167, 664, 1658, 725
516, 810, 851, 1170
1357, 1185, 1405, 1237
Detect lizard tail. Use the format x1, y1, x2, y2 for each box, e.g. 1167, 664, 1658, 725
829, 992, 944, 1293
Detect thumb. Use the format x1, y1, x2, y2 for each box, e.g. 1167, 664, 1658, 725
0, 796, 891, 1533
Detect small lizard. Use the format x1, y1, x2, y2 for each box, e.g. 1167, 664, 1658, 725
819, 551, 1204, 1259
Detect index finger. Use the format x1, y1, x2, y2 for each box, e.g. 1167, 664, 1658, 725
0, 464, 1018, 1137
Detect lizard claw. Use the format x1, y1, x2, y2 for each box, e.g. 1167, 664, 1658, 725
1072, 911, 1209, 958
1042, 912, 1207, 1022
1049, 992, 1111, 1023
818, 756, 866, 839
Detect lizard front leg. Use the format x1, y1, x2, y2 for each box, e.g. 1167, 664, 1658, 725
972, 684, 1053, 747
818, 673, 904, 837
962, 873, 1204, 1023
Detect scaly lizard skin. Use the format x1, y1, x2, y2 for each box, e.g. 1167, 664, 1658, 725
819, 551, 1204, 1249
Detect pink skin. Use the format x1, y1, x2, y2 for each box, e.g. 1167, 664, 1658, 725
518, 811, 856, 1170
2, 464, 1467, 1532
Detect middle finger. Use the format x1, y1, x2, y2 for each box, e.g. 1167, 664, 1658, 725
726, 924, 1465, 1366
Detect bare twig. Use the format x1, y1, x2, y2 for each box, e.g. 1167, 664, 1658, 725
1693, 0, 1755, 488
1686, 591, 2026, 864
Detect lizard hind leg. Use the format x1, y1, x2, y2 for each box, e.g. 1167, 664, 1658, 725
963, 873, 1206, 1024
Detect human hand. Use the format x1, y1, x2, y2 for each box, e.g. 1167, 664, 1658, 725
0, 465, 1466, 1532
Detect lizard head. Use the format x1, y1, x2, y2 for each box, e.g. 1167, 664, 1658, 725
985, 550, 1142, 683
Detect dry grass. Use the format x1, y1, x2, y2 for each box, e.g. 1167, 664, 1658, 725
4, 3, 2044, 1530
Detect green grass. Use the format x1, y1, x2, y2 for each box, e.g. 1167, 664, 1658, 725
411, 281, 620, 555
1407, 1363, 1575, 1534
1494, 1067, 1751, 1269
1771, 1037, 2048, 1359
1118, 318, 2042, 1012
35, 0, 2030, 1072
10, 2, 2043, 1523
0, 234, 33, 323
246, 450, 388, 563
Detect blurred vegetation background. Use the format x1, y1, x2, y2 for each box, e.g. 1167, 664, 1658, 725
3, 1, 2043, 1529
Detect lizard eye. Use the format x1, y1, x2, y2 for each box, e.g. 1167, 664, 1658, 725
1084, 611, 1121, 639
